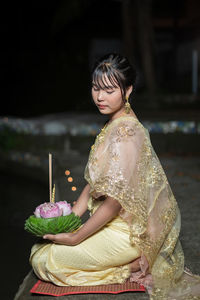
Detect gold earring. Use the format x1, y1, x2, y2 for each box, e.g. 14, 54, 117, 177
125, 96, 131, 114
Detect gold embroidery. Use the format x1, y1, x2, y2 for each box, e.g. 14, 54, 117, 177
116, 125, 136, 139
111, 151, 119, 161
90, 123, 108, 154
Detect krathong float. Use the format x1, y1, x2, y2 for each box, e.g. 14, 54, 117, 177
24, 153, 81, 237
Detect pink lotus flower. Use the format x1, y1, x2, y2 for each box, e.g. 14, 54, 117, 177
34, 201, 72, 218
34, 202, 62, 218
57, 201, 72, 216
34, 204, 43, 218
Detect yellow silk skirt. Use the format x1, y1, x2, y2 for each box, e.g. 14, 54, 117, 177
30, 198, 141, 286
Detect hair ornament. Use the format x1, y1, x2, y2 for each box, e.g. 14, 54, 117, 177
104, 62, 111, 67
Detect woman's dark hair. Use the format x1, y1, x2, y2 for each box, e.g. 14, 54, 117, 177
91, 53, 137, 102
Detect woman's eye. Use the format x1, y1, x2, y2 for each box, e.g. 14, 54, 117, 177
106, 90, 114, 94
92, 87, 99, 91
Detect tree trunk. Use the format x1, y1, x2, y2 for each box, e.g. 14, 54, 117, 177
121, 0, 138, 67
135, 0, 157, 93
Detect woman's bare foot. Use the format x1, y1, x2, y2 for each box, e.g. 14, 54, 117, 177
129, 257, 141, 272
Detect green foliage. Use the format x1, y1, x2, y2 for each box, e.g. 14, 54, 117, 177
24, 213, 82, 236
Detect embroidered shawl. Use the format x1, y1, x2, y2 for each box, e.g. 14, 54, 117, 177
84, 116, 200, 299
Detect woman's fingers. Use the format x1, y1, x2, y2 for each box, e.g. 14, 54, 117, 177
43, 233, 64, 243
43, 233, 76, 245
43, 234, 56, 241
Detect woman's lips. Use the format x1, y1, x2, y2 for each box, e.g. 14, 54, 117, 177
97, 104, 107, 109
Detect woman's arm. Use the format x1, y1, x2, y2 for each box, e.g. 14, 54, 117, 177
73, 196, 122, 244
43, 196, 122, 245
72, 183, 90, 217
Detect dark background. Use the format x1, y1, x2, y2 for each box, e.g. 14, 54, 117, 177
1, 1, 200, 299
1, 0, 200, 117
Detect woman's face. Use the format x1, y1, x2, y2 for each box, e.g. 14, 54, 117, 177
91, 75, 124, 116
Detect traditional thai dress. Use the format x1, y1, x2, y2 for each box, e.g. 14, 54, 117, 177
30, 115, 200, 299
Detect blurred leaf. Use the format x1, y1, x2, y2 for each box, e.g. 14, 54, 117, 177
0, 125, 17, 151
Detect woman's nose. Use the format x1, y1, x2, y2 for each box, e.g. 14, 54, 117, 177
97, 90, 104, 101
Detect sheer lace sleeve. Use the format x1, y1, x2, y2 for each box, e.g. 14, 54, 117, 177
84, 117, 145, 212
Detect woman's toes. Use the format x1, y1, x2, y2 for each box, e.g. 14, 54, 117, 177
129, 257, 141, 272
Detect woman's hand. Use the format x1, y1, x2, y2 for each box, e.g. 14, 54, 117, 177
43, 232, 79, 246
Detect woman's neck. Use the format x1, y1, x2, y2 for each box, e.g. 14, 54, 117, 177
108, 108, 137, 124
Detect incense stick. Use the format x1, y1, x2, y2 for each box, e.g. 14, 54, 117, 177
49, 153, 52, 202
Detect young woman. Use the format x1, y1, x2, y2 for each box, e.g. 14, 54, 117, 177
30, 53, 200, 299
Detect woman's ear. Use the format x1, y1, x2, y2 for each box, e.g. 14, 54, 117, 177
126, 85, 133, 98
